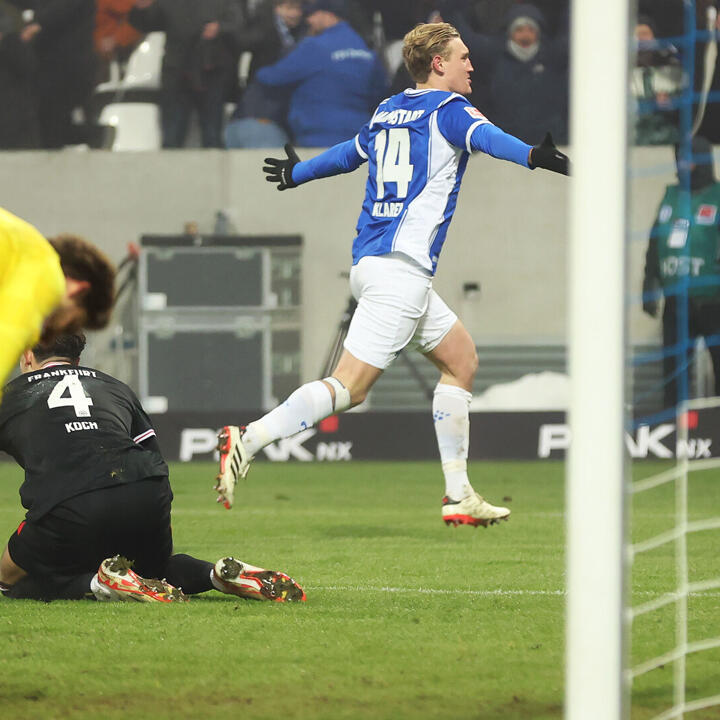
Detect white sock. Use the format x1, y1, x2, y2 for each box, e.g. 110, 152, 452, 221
433, 383, 473, 501
243, 380, 334, 456
90, 573, 113, 602
210, 568, 224, 592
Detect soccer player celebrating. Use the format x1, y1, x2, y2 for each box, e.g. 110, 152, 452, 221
0, 333, 305, 603
0, 206, 116, 401
216, 22, 569, 527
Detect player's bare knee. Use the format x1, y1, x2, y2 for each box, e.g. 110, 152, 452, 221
450, 351, 478, 389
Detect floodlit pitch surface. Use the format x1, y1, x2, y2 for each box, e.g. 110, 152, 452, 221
0, 460, 717, 719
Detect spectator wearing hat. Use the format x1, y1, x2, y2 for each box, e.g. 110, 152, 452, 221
443, 2, 568, 145
253, 0, 388, 147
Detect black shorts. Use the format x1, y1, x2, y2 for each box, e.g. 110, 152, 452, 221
8, 477, 174, 580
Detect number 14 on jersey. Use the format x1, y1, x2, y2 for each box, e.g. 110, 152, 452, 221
374, 128, 414, 200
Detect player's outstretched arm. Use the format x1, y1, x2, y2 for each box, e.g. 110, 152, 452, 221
528, 132, 570, 176
442, 105, 569, 175
263, 137, 368, 191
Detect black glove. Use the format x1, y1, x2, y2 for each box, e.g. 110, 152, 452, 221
642, 299, 659, 318
529, 132, 570, 176
263, 143, 300, 191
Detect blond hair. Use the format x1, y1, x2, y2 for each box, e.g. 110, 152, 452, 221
402, 23, 461, 83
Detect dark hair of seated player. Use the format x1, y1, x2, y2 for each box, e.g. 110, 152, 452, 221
32, 332, 87, 364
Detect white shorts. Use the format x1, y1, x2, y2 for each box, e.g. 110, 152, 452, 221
344, 253, 458, 370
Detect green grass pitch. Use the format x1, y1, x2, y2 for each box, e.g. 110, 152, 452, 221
0, 460, 718, 719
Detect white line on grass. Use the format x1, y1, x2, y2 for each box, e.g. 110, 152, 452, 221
311, 586, 564, 596
309, 586, 720, 598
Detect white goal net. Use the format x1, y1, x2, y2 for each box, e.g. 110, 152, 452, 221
567, 0, 720, 718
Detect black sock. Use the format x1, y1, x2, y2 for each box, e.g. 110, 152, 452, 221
162, 553, 214, 595
4, 572, 95, 601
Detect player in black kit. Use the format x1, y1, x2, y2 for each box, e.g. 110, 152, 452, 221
0, 333, 305, 603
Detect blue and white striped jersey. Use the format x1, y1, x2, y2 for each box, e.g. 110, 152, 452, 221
354, 89, 489, 273
292, 88, 532, 275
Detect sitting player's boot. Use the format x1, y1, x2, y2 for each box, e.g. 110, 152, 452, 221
442, 492, 511, 528
212, 557, 306, 603
215, 425, 253, 509
94, 555, 188, 603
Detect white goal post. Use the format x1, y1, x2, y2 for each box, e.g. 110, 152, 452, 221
566, 0, 631, 718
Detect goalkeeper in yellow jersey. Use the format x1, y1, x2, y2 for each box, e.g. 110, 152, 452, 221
0, 207, 116, 399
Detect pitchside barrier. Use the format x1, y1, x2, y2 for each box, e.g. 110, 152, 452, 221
3, 408, 716, 464
145, 407, 720, 463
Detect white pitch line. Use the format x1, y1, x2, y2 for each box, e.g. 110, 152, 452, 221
307, 586, 720, 598
310, 586, 565, 596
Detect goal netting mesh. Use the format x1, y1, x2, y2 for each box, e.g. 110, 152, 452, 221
626, 2, 720, 718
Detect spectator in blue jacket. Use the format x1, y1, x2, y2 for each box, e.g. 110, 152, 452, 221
254, 0, 388, 147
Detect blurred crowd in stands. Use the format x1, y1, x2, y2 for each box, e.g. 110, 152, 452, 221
0, 0, 717, 151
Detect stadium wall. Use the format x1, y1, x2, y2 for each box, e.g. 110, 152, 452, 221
0, 147, 675, 380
